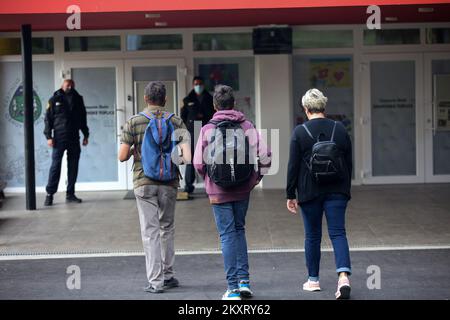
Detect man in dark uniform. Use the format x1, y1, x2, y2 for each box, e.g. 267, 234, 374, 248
43, 79, 89, 206
181, 76, 215, 194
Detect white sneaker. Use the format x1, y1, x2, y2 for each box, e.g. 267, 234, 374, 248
303, 279, 321, 292
222, 289, 241, 300
239, 280, 253, 298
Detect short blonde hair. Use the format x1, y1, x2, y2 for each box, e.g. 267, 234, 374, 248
301, 88, 328, 113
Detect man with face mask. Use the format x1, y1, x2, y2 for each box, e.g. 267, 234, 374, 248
180, 76, 215, 194
43, 79, 89, 206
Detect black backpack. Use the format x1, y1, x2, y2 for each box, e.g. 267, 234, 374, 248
302, 121, 345, 184
206, 120, 254, 188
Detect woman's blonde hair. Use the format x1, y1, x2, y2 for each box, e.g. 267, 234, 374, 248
301, 88, 328, 114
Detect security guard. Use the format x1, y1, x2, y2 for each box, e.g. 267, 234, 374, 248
180, 76, 215, 194
43, 79, 89, 206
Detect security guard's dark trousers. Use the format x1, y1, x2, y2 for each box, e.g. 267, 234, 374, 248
46, 141, 81, 196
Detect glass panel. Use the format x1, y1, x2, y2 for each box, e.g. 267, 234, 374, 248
127, 34, 182, 51
132, 66, 178, 114
292, 55, 354, 177
293, 30, 353, 48
64, 36, 121, 52
194, 57, 255, 123
0, 61, 55, 187
364, 29, 420, 45
71, 67, 118, 182
371, 61, 416, 176
193, 33, 252, 51
432, 59, 450, 175
426, 28, 450, 44
0, 37, 54, 55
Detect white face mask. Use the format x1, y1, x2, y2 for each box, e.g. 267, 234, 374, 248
194, 85, 204, 95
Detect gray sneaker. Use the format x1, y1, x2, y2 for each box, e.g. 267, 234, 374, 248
164, 277, 179, 289
144, 285, 164, 294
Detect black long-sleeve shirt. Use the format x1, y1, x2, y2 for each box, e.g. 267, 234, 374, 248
286, 117, 352, 203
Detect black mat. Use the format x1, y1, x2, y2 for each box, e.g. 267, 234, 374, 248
0, 249, 449, 300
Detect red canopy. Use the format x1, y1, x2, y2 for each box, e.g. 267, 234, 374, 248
1, 0, 449, 31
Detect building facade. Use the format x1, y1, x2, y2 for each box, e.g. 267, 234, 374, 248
0, 1, 450, 192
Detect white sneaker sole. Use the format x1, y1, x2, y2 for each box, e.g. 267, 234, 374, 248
303, 286, 321, 292
222, 296, 242, 300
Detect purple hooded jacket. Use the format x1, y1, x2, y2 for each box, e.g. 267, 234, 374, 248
193, 109, 271, 204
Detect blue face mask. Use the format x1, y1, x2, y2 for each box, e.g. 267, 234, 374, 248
194, 85, 204, 95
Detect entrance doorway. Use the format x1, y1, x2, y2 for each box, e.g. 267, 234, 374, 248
62, 60, 127, 191
361, 52, 450, 184
124, 59, 187, 190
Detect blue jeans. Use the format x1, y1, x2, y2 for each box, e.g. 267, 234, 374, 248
212, 199, 250, 290
300, 193, 351, 281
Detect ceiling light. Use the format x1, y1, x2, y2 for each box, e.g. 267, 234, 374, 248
145, 13, 161, 19
385, 17, 398, 22
418, 7, 434, 13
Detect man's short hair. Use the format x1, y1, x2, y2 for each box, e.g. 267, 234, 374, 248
193, 76, 204, 83
213, 85, 235, 110
144, 81, 166, 107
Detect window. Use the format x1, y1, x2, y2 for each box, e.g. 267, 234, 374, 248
292, 55, 354, 177
363, 29, 420, 45
0, 61, 55, 187
0, 37, 54, 55
127, 34, 182, 51
64, 36, 121, 52
194, 57, 255, 122
193, 33, 252, 51
293, 30, 353, 48
426, 28, 450, 44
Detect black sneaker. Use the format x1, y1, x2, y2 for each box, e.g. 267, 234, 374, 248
66, 194, 82, 203
144, 285, 164, 294
164, 277, 179, 289
44, 194, 53, 206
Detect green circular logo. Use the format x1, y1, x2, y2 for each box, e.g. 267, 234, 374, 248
9, 85, 42, 123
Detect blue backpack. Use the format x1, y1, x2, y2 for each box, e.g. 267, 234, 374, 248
139, 111, 178, 181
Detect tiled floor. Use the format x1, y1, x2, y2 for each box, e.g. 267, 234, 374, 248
0, 184, 449, 255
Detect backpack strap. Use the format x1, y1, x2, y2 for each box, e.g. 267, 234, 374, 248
302, 123, 314, 140
330, 121, 337, 142
162, 112, 175, 121
139, 111, 155, 120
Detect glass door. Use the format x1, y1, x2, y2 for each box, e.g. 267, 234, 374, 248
361, 53, 424, 184
124, 59, 186, 190
424, 52, 450, 183
62, 60, 127, 190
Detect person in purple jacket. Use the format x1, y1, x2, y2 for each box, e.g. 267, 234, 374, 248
194, 85, 271, 300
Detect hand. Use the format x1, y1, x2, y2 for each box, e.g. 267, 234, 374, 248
47, 139, 54, 148
286, 199, 298, 214
82, 138, 89, 146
